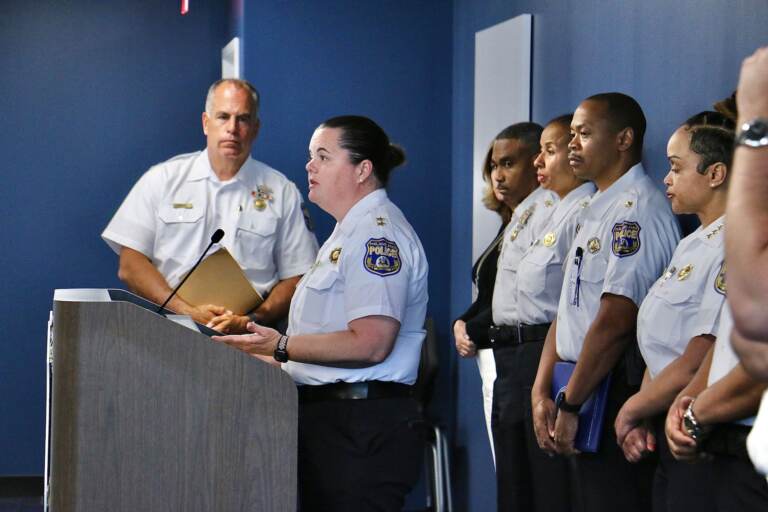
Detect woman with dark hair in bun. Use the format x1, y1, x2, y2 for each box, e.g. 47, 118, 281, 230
216, 115, 428, 511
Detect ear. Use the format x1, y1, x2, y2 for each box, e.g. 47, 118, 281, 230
202, 111, 209, 135
707, 162, 728, 188
357, 160, 374, 183
616, 127, 635, 153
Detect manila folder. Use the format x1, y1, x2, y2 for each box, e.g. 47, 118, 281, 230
177, 248, 263, 315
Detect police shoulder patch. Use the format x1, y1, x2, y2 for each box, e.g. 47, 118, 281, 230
611, 221, 641, 258
714, 261, 726, 296
364, 238, 402, 276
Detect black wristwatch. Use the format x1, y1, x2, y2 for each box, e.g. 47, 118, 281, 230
555, 389, 582, 414
273, 335, 290, 363
736, 118, 768, 148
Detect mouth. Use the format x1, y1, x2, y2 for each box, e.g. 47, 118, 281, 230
568, 153, 582, 166
536, 173, 547, 183
666, 192, 674, 200
308, 178, 318, 188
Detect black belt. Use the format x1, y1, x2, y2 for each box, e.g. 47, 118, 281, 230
703, 424, 752, 461
488, 322, 551, 347
297, 381, 413, 403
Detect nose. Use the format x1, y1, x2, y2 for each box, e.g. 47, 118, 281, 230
568, 135, 579, 151
663, 170, 673, 187
225, 116, 237, 133
533, 151, 544, 169
305, 158, 315, 173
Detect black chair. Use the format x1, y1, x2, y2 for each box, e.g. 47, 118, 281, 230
411, 317, 453, 512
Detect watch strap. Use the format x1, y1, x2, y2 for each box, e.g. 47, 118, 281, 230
274, 334, 290, 363
556, 390, 582, 414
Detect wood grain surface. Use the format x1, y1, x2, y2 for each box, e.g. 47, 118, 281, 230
49, 300, 297, 511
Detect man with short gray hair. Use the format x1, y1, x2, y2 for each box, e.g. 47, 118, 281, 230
103, 79, 318, 332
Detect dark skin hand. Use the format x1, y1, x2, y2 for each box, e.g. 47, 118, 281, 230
552, 293, 637, 455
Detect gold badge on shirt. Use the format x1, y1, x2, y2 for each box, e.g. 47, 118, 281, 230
543, 232, 556, 247
714, 261, 726, 295
329, 247, 342, 264
587, 237, 601, 254
677, 264, 693, 281
251, 185, 274, 211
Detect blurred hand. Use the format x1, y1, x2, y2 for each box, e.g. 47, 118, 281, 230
208, 313, 249, 334
453, 320, 477, 358
614, 398, 641, 447
665, 395, 699, 461
737, 46, 768, 122
553, 409, 580, 456
621, 424, 656, 463
532, 396, 558, 454
187, 304, 229, 325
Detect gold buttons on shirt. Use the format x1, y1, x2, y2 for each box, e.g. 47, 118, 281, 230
588, 237, 601, 254
543, 232, 556, 247
329, 247, 342, 264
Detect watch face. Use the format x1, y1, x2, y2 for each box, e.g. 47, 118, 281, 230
747, 122, 767, 138
740, 119, 768, 147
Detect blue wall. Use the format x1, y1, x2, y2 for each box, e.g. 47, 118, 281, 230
0, 0, 228, 474
451, 1, 767, 509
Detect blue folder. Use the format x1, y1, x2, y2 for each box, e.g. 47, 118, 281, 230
551, 362, 612, 453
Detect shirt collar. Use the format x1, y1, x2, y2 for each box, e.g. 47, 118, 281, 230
186, 149, 259, 187
585, 163, 645, 218
550, 181, 596, 226
695, 214, 726, 245
510, 187, 551, 223
338, 189, 388, 236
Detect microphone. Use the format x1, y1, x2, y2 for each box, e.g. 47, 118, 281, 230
156, 229, 225, 314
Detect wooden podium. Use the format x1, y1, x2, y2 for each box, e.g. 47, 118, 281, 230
46, 289, 297, 511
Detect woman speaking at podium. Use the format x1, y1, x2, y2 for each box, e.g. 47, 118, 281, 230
215, 115, 429, 511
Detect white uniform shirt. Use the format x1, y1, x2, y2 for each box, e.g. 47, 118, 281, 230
515, 182, 596, 325
492, 187, 559, 326
102, 150, 319, 295
707, 303, 754, 426
637, 217, 726, 378
556, 164, 680, 362
284, 189, 429, 385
